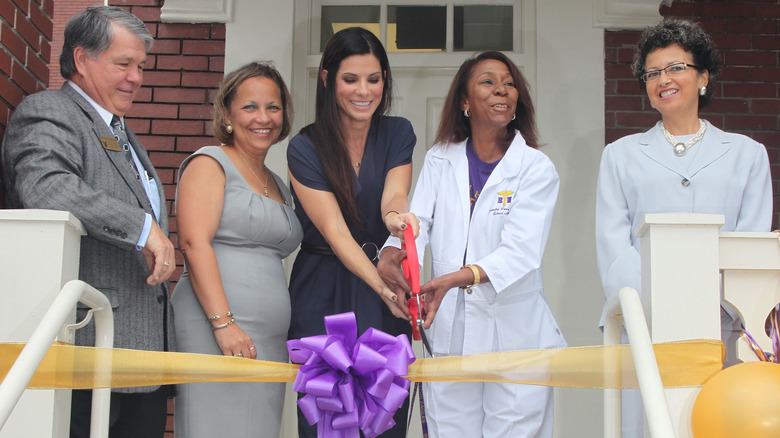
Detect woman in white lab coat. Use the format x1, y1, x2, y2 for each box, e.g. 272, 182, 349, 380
379, 51, 566, 438
595, 19, 772, 438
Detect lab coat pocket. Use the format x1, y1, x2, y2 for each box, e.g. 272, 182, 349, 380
494, 290, 566, 351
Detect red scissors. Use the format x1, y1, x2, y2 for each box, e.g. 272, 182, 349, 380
401, 226, 433, 356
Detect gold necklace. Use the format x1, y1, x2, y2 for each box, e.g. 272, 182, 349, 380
235, 149, 269, 197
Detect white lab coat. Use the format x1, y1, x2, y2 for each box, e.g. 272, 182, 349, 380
385, 132, 566, 437
596, 121, 772, 326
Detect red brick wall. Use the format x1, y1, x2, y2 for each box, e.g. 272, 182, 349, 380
0, 0, 53, 206
605, 0, 780, 227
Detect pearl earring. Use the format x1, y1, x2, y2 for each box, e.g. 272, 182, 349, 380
226, 123, 233, 134
699, 86, 706, 96
463, 109, 470, 118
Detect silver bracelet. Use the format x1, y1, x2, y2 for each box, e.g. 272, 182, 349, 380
211, 318, 235, 331
206, 310, 233, 323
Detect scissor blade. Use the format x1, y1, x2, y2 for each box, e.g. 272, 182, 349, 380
418, 321, 434, 358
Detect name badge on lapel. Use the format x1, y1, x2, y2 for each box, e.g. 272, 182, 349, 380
99, 135, 122, 152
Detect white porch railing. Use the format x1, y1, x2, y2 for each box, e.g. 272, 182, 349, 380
603, 287, 676, 438
0, 280, 113, 438
603, 214, 780, 438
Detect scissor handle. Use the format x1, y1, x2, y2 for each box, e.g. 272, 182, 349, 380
401, 226, 423, 340
401, 226, 420, 295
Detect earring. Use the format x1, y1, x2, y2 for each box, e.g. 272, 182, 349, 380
699, 86, 706, 96
226, 123, 233, 134
463, 109, 470, 118
511, 113, 516, 121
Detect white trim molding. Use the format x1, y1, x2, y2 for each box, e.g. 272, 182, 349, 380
160, 0, 233, 23
593, 0, 670, 30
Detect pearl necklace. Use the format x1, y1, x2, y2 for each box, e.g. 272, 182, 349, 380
235, 149, 269, 197
661, 119, 707, 157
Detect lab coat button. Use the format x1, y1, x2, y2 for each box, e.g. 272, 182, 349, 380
681, 178, 690, 187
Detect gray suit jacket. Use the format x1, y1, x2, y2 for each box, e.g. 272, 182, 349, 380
2, 82, 173, 392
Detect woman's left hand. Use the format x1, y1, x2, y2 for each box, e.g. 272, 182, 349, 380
385, 211, 420, 238
419, 276, 456, 329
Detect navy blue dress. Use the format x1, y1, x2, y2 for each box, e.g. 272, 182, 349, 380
287, 116, 415, 437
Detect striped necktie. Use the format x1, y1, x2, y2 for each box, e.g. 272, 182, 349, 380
110, 115, 140, 180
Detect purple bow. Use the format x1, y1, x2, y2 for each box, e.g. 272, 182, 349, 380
287, 312, 415, 437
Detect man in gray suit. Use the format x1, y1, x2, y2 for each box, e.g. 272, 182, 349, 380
1, 6, 174, 437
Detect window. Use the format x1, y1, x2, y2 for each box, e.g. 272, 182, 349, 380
320, 5, 380, 52
319, 3, 515, 53
454, 5, 513, 51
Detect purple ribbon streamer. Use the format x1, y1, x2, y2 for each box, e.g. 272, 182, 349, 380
288, 312, 415, 437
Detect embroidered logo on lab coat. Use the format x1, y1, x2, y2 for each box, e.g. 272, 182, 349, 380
497, 190, 514, 206
489, 190, 514, 216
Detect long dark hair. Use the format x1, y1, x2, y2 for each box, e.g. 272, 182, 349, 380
435, 51, 539, 150
302, 27, 393, 227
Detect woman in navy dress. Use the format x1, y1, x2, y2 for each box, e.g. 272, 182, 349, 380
286, 27, 418, 437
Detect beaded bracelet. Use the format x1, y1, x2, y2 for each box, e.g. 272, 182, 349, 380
206, 311, 233, 323
211, 318, 235, 331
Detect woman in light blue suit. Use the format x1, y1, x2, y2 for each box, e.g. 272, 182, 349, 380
595, 18, 772, 437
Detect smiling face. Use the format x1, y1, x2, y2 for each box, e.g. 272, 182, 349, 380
462, 59, 518, 134
325, 53, 384, 126
72, 23, 147, 117
226, 76, 283, 154
644, 44, 708, 120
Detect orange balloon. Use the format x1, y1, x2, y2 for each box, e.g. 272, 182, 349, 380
691, 361, 780, 438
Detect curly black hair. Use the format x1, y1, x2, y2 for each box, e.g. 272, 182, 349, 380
631, 18, 722, 108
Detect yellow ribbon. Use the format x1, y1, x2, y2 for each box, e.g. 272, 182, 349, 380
0, 340, 722, 390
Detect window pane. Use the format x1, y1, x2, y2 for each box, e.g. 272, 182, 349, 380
454, 5, 513, 52
388, 5, 445, 52
320, 5, 380, 52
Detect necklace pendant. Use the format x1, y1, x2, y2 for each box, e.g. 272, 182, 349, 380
674, 142, 686, 157
356, 162, 361, 168
264, 187, 269, 197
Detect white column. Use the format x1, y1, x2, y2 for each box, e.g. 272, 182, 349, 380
637, 213, 724, 438
0, 210, 85, 438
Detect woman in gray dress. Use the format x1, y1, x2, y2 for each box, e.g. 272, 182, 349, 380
172, 62, 303, 437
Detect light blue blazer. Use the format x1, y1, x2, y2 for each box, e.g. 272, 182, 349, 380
595, 120, 772, 326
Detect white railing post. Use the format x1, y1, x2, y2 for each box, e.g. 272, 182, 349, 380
637, 213, 724, 437
0, 210, 85, 438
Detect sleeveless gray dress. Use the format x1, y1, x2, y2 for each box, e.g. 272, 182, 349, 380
172, 146, 302, 437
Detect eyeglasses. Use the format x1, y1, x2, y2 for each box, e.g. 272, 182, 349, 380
641, 62, 700, 82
